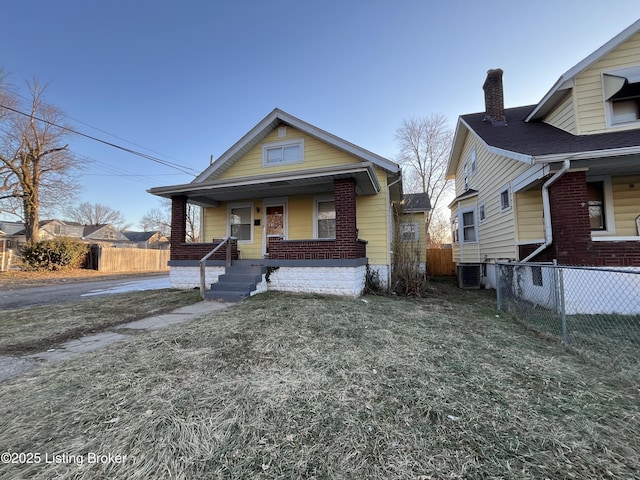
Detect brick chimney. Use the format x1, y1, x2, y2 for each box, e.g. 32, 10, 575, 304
483, 68, 506, 126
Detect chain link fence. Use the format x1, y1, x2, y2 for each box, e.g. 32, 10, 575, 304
496, 262, 640, 382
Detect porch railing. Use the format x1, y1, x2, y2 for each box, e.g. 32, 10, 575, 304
199, 236, 235, 299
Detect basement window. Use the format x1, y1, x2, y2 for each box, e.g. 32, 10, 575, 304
531, 266, 543, 286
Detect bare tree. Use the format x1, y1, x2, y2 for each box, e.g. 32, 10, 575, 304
63, 202, 128, 228
141, 199, 201, 242
395, 114, 454, 246
0, 78, 80, 242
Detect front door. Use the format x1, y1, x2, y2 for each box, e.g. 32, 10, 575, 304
263, 201, 286, 256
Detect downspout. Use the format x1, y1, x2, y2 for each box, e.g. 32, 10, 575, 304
521, 159, 571, 262
457, 201, 464, 264
387, 176, 403, 288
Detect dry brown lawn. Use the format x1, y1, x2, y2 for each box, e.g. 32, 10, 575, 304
1, 279, 638, 479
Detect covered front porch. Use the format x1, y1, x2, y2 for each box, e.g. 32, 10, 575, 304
157, 167, 388, 297
517, 155, 640, 266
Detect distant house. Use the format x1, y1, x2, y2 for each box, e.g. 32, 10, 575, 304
0, 220, 153, 250
398, 193, 431, 268
82, 224, 128, 244
447, 19, 640, 288
122, 231, 169, 249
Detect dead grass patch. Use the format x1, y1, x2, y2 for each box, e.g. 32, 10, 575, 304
0, 289, 201, 353
0, 283, 638, 479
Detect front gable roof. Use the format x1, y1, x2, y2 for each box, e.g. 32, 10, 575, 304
150, 109, 401, 206
195, 108, 400, 183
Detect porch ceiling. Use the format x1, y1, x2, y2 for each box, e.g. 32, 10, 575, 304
149, 163, 380, 207
559, 153, 640, 177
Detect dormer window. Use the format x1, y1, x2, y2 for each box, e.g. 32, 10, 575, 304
603, 67, 640, 127
262, 139, 304, 167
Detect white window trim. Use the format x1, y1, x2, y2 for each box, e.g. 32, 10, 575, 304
460, 207, 478, 244
227, 202, 254, 244
262, 138, 304, 167
500, 184, 512, 212
478, 202, 486, 222
451, 215, 459, 244
313, 195, 335, 239
462, 162, 469, 190
602, 71, 640, 129
400, 222, 420, 242
588, 175, 616, 236
470, 147, 477, 175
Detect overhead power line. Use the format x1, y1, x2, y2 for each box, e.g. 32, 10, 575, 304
0, 103, 199, 177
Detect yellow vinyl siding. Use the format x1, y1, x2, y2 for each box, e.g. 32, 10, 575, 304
515, 188, 545, 242
543, 93, 576, 134
611, 175, 640, 236
453, 137, 531, 263
573, 31, 640, 134
356, 168, 391, 266
202, 206, 227, 243
287, 195, 314, 239
216, 127, 360, 180
397, 212, 427, 262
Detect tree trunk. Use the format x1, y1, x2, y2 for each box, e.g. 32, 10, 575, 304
23, 191, 39, 243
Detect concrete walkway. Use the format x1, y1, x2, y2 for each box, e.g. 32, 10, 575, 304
0, 301, 230, 382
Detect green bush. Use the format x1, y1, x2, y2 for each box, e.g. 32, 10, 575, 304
21, 238, 89, 271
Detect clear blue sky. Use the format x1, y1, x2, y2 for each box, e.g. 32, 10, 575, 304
2, 1, 640, 228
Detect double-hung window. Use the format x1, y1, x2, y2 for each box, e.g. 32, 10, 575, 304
500, 185, 511, 211
401, 223, 419, 242
461, 209, 477, 243
229, 204, 253, 242
587, 181, 606, 231
315, 197, 335, 239
451, 216, 459, 243
587, 177, 614, 234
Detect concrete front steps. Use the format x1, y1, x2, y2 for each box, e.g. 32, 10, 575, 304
205, 264, 267, 303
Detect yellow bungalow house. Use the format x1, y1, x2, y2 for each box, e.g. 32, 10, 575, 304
149, 109, 405, 299
447, 19, 640, 288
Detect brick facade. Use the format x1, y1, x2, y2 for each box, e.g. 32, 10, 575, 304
520, 171, 640, 266
170, 238, 238, 262
169, 178, 367, 262
267, 178, 367, 260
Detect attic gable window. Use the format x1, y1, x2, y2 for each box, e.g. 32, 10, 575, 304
603, 68, 640, 127
262, 139, 304, 167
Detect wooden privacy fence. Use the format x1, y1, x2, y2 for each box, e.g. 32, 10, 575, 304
88, 245, 170, 272
426, 248, 455, 276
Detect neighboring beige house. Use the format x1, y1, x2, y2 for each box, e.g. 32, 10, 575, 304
122, 231, 169, 249
149, 108, 407, 299
2, 220, 153, 249
447, 19, 640, 288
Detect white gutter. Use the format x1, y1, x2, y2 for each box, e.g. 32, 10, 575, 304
520, 159, 571, 263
